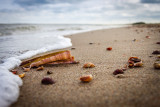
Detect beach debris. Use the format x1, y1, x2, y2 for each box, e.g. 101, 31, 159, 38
115, 74, 125, 78
37, 66, 44, 71
133, 39, 136, 42
83, 62, 95, 68
156, 42, 160, 44
157, 55, 160, 58
47, 71, 53, 75
128, 57, 143, 68
152, 50, 160, 54
71, 47, 76, 50
89, 43, 94, 45
106, 47, 112, 51
80, 74, 93, 82
23, 67, 30, 72
41, 77, 55, 85
134, 62, 143, 67
149, 55, 153, 57
146, 36, 150, 39
113, 69, 124, 75
20, 50, 79, 69
11, 70, 17, 74
153, 61, 160, 69
19, 73, 25, 78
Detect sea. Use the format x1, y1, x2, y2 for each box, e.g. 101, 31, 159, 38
0, 24, 126, 107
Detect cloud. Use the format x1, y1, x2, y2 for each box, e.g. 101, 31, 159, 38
141, 0, 160, 3
0, 0, 160, 24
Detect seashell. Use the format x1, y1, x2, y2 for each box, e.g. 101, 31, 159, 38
37, 66, 44, 71
113, 69, 124, 75
20, 50, 78, 69
115, 74, 125, 78
19, 73, 25, 78
134, 62, 143, 67
11, 70, 17, 74
80, 74, 93, 82
106, 47, 112, 51
41, 77, 55, 85
128, 57, 141, 63
83, 62, 95, 68
152, 50, 160, 54
47, 57, 79, 65
23, 67, 30, 72
47, 71, 53, 75
154, 61, 160, 69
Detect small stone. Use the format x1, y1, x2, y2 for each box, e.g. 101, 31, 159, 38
83, 62, 95, 68
115, 74, 125, 78
113, 69, 124, 75
134, 62, 143, 67
71, 48, 76, 50
89, 43, 94, 45
156, 42, 160, 44
80, 74, 93, 82
41, 77, 55, 85
152, 50, 160, 54
146, 36, 150, 39
47, 71, 53, 74
154, 61, 160, 69
106, 47, 112, 51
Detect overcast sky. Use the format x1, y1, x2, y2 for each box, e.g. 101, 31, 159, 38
0, 0, 160, 24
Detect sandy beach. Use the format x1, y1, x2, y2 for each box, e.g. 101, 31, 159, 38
11, 25, 160, 107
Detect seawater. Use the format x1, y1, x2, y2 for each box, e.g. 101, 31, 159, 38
0, 24, 125, 107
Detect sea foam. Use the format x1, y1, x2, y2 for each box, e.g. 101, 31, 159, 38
0, 35, 72, 107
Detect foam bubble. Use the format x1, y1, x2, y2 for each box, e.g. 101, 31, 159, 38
0, 36, 72, 107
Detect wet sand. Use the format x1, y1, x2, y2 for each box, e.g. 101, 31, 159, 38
12, 25, 160, 107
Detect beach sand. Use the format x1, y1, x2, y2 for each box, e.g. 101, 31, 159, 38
11, 25, 160, 107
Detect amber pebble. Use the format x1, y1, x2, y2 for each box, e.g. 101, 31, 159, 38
154, 61, 160, 69
106, 47, 112, 51
80, 74, 93, 82
19, 73, 25, 78
113, 69, 124, 75
152, 50, 160, 54
41, 77, 55, 85
83, 62, 95, 68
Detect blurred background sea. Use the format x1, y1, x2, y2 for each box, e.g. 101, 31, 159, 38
0, 24, 126, 64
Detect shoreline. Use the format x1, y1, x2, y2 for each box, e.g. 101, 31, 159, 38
12, 25, 160, 107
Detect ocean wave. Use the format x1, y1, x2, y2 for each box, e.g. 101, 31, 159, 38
0, 35, 72, 107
